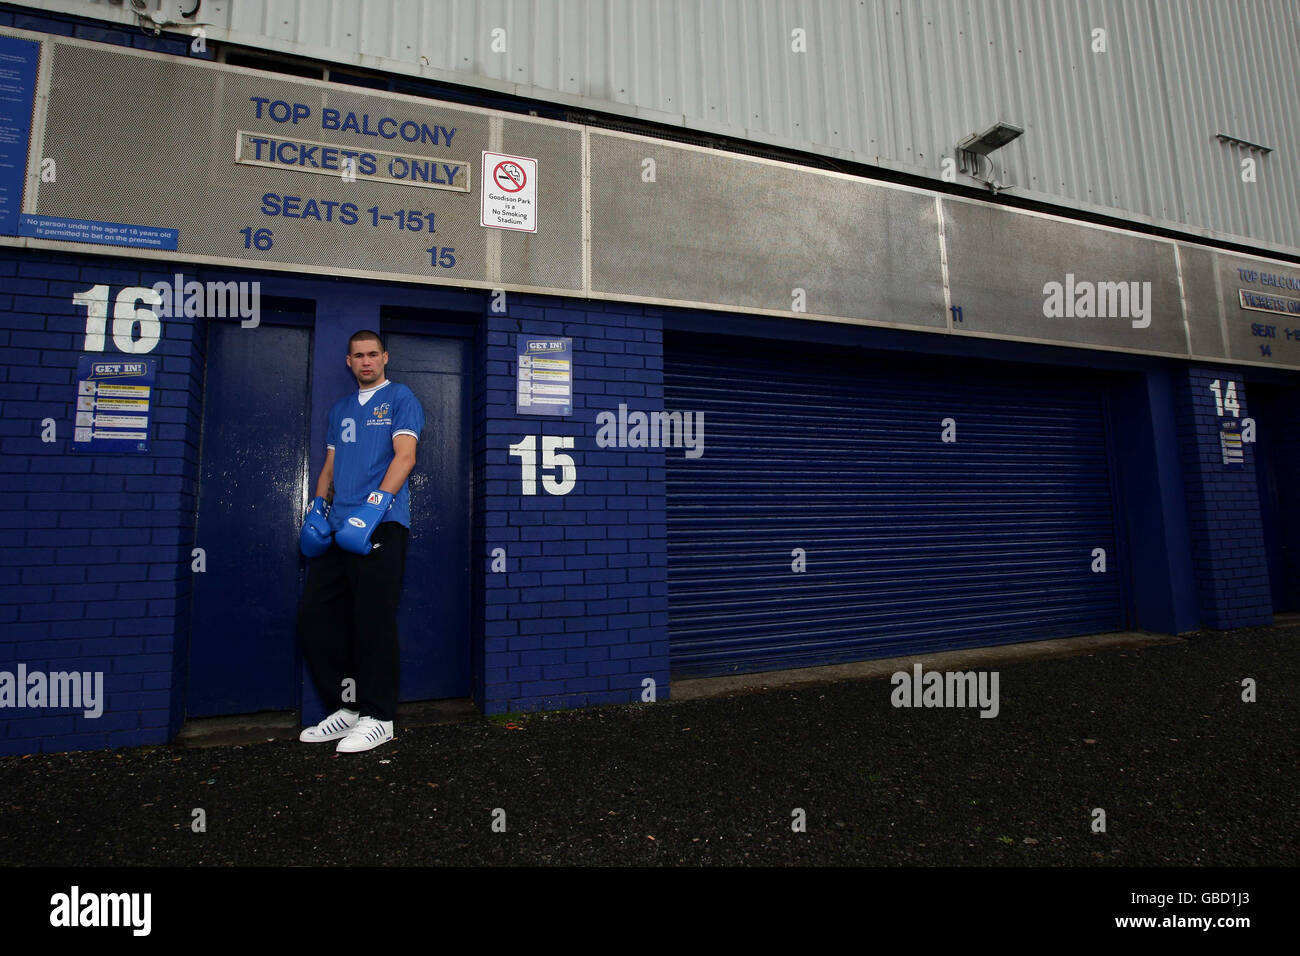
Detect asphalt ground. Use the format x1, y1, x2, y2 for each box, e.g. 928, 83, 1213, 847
0, 625, 1297, 868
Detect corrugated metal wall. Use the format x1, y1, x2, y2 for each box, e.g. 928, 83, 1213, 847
20, 0, 1300, 254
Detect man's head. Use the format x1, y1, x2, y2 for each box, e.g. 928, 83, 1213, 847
346, 330, 388, 388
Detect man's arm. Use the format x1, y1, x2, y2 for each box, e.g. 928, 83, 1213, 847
313, 447, 336, 502
378, 434, 417, 495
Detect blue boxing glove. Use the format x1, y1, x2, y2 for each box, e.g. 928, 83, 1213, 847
335, 490, 394, 554
299, 496, 333, 557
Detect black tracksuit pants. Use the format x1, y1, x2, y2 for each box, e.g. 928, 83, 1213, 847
298, 521, 409, 723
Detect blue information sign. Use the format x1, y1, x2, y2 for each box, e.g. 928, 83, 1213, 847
18, 214, 179, 250
73, 356, 156, 453
516, 335, 573, 416
0, 34, 40, 236
1220, 420, 1244, 470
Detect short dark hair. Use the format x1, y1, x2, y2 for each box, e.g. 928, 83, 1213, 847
347, 329, 385, 353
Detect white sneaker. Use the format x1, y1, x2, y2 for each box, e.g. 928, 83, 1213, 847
298, 708, 360, 743
336, 716, 394, 753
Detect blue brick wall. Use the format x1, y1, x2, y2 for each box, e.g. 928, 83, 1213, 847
0, 8, 218, 756
474, 294, 669, 714
1176, 367, 1272, 629
0, 248, 204, 754
3, 246, 1288, 756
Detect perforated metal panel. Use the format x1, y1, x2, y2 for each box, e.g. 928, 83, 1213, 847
33, 40, 584, 291
589, 131, 946, 328
496, 118, 583, 290
1216, 253, 1300, 366
1180, 243, 1224, 359
943, 198, 1187, 356
665, 337, 1127, 676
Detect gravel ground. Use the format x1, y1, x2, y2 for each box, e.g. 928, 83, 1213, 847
1, 626, 1296, 866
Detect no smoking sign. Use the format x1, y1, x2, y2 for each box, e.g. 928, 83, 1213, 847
481, 151, 537, 233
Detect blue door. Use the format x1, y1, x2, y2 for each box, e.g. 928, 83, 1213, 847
1252, 385, 1300, 613
386, 331, 473, 699
187, 319, 312, 715
186, 317, 474, 716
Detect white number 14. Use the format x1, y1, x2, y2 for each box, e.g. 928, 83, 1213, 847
1209, 379, 1240, 418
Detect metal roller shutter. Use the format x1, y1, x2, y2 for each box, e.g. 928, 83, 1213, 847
665, 336, 1127, 676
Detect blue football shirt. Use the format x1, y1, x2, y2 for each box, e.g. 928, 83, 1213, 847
325, 380, 424, 532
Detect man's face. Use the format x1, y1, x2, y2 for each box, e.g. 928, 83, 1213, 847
347, 339, 388, 387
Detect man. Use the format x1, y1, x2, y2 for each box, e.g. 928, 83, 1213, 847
296, 330, 424, 753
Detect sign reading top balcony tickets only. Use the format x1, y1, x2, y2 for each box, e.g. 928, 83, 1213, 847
516, 336, 572, 416
14, 30, 583, 292
482, 152, 537, 232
